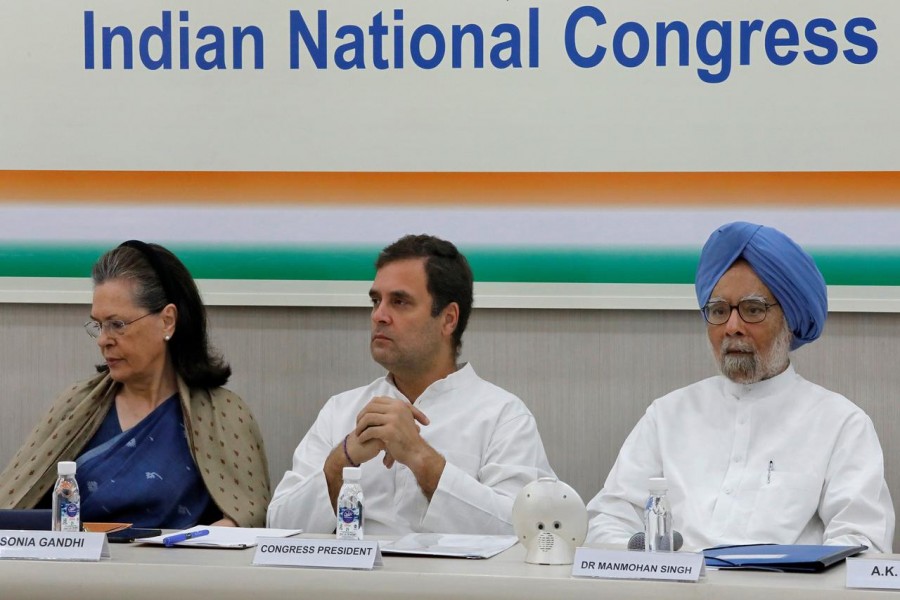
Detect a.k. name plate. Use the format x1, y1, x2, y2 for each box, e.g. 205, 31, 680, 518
0, 531, 109, 561
572, 547, 704, 582
847, 557, 900, 590
253, 537, 383, 570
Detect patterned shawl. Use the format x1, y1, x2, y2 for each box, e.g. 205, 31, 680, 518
0, 373, 270, 527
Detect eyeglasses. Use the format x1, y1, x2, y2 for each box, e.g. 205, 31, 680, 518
702, 299, 779, 325
84, 312, 155, 338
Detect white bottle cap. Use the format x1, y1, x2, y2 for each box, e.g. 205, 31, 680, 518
648, 476, 668, 492
343, 466, 361, 481
57, 461, 76, 476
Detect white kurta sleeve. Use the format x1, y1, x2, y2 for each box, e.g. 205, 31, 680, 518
819, 411, 895, 552
420, 413, 554, 535
586, 406, 662, 546
266, 401, 339, 532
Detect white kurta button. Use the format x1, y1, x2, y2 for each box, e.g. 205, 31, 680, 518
724, 487, 733, 494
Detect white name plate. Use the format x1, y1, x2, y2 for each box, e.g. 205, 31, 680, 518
572, 548, 704, 582
253, 537, 383, 570
847, 558, 900, 589
0, 531, 109, 561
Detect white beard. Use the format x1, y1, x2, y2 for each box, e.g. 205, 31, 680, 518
715, 323, 793, 384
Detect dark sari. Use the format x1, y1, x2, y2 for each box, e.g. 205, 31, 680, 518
76, 395, 211, 528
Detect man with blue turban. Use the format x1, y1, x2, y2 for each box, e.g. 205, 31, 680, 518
586, 222, 894, 552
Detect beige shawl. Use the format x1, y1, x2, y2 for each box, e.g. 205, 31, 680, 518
0, 373, 270, 527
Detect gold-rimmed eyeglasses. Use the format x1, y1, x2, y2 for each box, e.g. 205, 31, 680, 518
84, 312, 155, 338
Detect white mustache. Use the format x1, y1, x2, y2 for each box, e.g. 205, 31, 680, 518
722, 340, 755, 353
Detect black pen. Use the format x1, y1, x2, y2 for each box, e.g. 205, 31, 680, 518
767, 460, 774, 484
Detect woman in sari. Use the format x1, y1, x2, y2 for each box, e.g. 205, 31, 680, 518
0, 241, 270, 527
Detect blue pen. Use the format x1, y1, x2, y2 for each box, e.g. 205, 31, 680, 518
163, 529, 210, 547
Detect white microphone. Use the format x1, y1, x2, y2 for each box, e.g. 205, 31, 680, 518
627, 530, 684, 551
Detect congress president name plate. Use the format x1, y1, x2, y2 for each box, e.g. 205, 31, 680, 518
253, 537, 382, 570
572, 547, 704, 582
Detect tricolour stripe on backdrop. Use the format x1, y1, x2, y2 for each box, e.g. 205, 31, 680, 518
1, 171, 899, 308
1, 243, 899, 287
2, 171, 899, 206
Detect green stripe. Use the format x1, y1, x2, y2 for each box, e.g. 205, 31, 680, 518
0, 243, 899, 286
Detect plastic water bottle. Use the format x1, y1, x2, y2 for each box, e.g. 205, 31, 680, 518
51, 461, 81, 532
336, 466, 364, 540
644, 477, 673, 552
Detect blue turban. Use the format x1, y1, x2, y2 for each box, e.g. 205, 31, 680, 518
695, 222, 827, 350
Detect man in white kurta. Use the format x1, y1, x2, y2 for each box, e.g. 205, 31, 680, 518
267, 364, 551, 534
268, 235, 554, 534
587, 366, 893, 551
586, 222, 894, 552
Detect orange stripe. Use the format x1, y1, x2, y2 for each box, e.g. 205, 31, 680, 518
0, 171, 898, 206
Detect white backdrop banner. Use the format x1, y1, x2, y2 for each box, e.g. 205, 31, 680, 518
1, 0, 897, 171
0, 2, 897, 307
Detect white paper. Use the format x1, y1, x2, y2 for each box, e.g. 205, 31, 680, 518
141, 526, 302, 549
380, 534, 518, 559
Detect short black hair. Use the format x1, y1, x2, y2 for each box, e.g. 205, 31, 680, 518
375, 234, 473, 356
92, 241, 231, 388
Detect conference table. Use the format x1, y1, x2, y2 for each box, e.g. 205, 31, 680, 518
1, 536, 896, 600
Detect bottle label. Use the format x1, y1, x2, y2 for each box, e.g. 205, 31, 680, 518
336, 504, 362, 540
339, 507, 357, 524
59, 500, 80, 532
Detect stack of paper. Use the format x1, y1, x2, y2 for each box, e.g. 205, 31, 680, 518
141, 526, 302, 549
380, 534, 518, 559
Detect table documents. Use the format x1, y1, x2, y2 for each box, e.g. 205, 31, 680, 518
704, 544, 867, 572
380, 534, 518, 559
139, 525, 302, 549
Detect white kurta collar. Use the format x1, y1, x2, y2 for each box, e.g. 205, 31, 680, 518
385, 362, 476, 402
722, 362, 797, 400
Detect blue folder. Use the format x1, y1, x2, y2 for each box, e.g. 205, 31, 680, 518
0, 509, 52, 531
703, 544, 866, 572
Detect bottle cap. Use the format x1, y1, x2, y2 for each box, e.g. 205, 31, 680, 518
343, 466, 361, 481
57, 461, 76, 476
648, 476, 668, 492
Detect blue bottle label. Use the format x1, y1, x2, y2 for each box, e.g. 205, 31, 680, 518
340, 507, 357, 524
